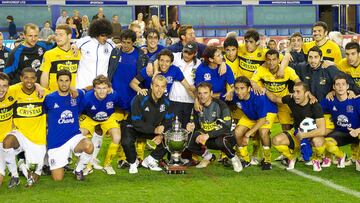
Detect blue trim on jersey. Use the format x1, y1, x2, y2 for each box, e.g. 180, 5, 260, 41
95, 44, 99, 76
165, 113, 174, 119
78, 40, 91, 49
141, 96, 149, 107
106, 41, 114, 49
37, 41, 54, 50
4, 46, 11, 52
164, 98, 170, 106
4, 45, 24, 74
132, 115, 141, 121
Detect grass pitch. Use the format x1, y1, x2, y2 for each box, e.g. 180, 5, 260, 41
1, 124, 360, 202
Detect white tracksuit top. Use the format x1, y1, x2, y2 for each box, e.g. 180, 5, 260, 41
76, 36, 115, 89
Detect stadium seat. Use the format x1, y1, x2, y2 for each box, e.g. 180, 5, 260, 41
238, 29, 245, 36
289, 28, 301, 35
227, 29, 239, 37
265, 29, 277, 36
277, 28, 289, 36
216, 29, 227, 37
301, 28, 312, 36
204, 29, 216, 37
195, 29, 203, 37
257, 29, 266, 36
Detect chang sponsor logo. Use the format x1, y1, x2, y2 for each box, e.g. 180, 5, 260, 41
336, 115, 351, 128
94, 111, 108, 121
58, 110, 75, 124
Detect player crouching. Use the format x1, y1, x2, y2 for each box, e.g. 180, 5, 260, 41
186, 82, 242, 172
321, 75, 360, 171
43, 70, 94, 181
232, 77, 278, 170
267, 82, 326, 171
80, 75, 121, 175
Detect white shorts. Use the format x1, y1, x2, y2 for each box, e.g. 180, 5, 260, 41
0, 143, 5, 176
48, 134, 86, 170
10, 130, 46, 166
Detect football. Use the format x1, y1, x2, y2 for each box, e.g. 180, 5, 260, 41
299, 117, 317, 133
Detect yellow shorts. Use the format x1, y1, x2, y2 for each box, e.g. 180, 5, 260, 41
112, 109, 128, 122
237, 113, 277, 129
231, 108, 244, 120
277, 103, 293, 125
80, 114, 119, 135
285, 128, 300, 151
324, 114, 335, 130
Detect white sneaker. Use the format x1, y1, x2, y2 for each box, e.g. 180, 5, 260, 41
92, 158, 103, 170
305, 160, 313, 166
345, 158, 354, 166
356, 160, 360, 172
142, 156, 162, 171
337, 153, 346, 168
321, 157, 331, 168
83, 166, 93, 176
129, 160, 139, 174
103, 166, 116, 175
250, 156, 259, 166
312, 160, 322, 172
231, 156, 243, 172
275, 155, 285, 161
286, 158, 296, 170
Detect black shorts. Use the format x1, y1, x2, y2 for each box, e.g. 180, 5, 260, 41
327, 131, 359, 146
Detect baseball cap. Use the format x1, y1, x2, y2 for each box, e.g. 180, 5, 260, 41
183, 41, 198, 53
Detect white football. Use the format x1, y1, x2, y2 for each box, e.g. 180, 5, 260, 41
299, 117, 317, 133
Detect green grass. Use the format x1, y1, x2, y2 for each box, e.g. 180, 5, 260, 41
1, 124, 360, 202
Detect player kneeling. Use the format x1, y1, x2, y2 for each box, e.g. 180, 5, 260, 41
232, 77, 278, 170
186, 82, 242, 172
80, 75, 121, 175
44, 70, 94, 181
321, 75, 360, 171
268, 82, 326, 171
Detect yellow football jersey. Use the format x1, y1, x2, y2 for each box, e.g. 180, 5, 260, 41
237, 44, 268, 79
337, 58, 360, 88
12, 83, 48, 145
40, 47, 80, 91
0, 86, 16, 142
224, 55, 240, 79
251, 66, 299, 97
303, 40, 342, 64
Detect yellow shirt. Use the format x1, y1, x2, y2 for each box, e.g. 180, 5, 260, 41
224, 55, 240, 79
337, 58, 360, 88
237, 44, 268, 79
252, 66, 299, 97
40, 47, 80, 92
303, 40, 342, 64
12, 83, 48, 145
0, 86, 16, 142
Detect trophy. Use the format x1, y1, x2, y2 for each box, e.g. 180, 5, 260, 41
163, 116, 189, 174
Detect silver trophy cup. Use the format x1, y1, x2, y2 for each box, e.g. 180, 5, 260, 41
163, 116, 189, 173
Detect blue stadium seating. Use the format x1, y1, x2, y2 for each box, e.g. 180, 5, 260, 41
301, 28, 312, 36
203, 29, 216, 37
265, 29, 278, 36
289, 28, 301, 35
216, 29, 227, 37
195, 29, 203, 37
227, 29, 239, 36
277, 28, 289, 36
257, 29, 266, 36
238, 29, 245, 36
